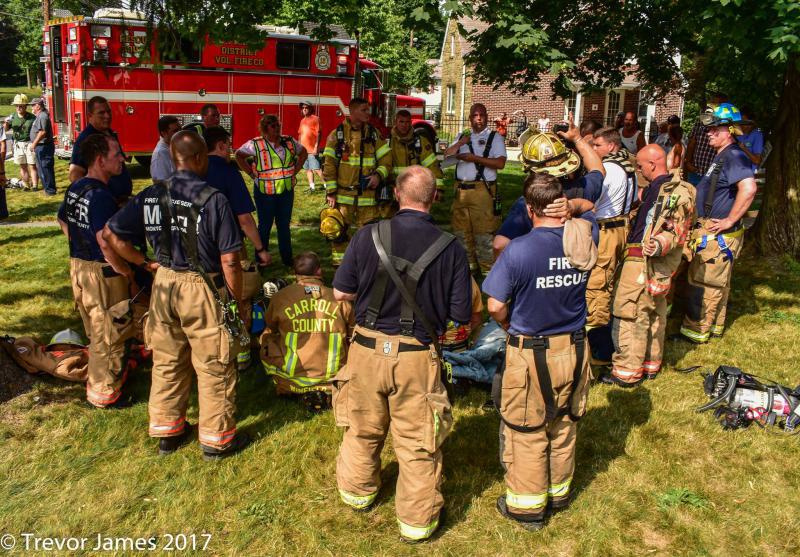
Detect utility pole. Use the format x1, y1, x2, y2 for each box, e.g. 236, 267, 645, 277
43, 0, 51, 22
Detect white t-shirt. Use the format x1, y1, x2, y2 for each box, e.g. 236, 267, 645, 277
618, 129, 642, 154
595, 161, 629, 219
537, 118, 550, 131
443, 127, 507, 182
150, 138, 175, 182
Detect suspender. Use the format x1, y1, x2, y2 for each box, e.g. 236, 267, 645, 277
603, 155, 638, 215
365, 219, 455, 357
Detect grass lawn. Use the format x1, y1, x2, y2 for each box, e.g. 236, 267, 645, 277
1, 163, 799, 555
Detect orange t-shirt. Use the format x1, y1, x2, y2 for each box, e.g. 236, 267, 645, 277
298, 115, 320, 154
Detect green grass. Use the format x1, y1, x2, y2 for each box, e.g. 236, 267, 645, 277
0, 87, 41, 118
1, 165, 800, 555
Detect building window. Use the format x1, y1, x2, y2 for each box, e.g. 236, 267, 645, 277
450, 35, 455, 58
637, 89, 651, 119
276, 42, 310, 70
564, 90, 577, 119
446, 85, 456, 114
606, 90, 621, 125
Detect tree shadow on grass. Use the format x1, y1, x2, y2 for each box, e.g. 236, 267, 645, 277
0, 226, 61, 245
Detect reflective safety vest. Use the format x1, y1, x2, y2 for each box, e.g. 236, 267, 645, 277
252, 136, 297, 195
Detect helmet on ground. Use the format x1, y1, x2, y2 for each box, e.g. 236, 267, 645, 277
319, 207, 347, 242
519, 131, 581, 177
11, 94, 29, 106
47, 329, 86, 348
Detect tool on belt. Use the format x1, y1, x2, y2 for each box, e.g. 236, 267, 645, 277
456, 130, 502, 216
156, 181, 249, 346
695, 365, 800, 433
367, 219, 456, 397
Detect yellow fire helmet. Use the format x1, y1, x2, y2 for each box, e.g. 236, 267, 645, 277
519, 131, 581, 177
319, 207, 347, 241
11, 93, 29, 106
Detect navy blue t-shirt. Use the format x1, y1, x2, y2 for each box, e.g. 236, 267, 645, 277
71, 125, 133, 202
333, 209, 472, 344
483, 212, 599, 337
205, 155, 256, 216
497, 196, 531, 240
696, 144, 754, 219
628, 174, 671, 244
563, 169, 603, 203
107, 170, 242, 273
57, 177, 118, 261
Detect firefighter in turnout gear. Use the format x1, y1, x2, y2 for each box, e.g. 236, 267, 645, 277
56, 134, 136, 408
322, 97, 392, 266
261, 252, 355, 410
331, 166, 472, 543
388, 110, 444, 217
443, 103, 507, 273
104, 131, 251, 459
483, 173, 596, 531
676, 104, 757, 344
605, 145, 695, 386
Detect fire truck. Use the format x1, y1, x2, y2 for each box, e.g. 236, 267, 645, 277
41, 8, 434, 163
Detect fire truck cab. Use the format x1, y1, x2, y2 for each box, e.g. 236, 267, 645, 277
42, 8, 434, 162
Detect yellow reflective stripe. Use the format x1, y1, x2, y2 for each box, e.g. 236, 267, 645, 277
337, 195, 376, 206
237, 350, 251, 364
375, 166, 388, 179
397, 518, 439, 541
326, 333, 342, 379
263, 364, 329, 387
324, 180, 338, 190
435, 178, 444, 188
283, 333, 298, 377
679, 326, 710, 343
341, 157, 376, 166
339, 489, 377, 509
392, 165, 408, 176
375, 143, 391, 159
548, 478, 572, 497
323, 147, 337, 158
421, 153, 436, 167
506, 489, 547, 510
711, 325, 725, 335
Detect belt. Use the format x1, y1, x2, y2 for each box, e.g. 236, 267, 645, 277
102, 265, 121, 278
598, 217, 627, 230
694, 218, 743, 234
353, 332, 429, 352
456, 180, 496, 190
508, 329, 585, 350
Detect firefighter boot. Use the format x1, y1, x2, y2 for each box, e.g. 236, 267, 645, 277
202, 432, 252, 461
496, 495, 544, 532
158, 423, 195, 456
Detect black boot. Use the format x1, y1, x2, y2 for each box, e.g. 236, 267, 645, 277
158, 423, 194, 456
202, 432, 252, 461
496, 495, 545, 532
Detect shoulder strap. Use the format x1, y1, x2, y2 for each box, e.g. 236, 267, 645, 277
474, 131, 496, 182
156, 182, 173, 267
704, 149, 730, 216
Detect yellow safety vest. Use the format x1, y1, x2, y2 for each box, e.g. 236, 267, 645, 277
252, 136, 297, 195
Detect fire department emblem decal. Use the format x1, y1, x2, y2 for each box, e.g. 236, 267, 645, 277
315, 48, 331, 71
382, 341, 392, 355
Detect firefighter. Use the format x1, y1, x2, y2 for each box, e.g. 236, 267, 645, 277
104, 131, 250, 459
604, 145, 695, 386
260, 251, 355, 411
442, 103, 507, 273
332, 166, 471, 542
236, 114, 307, 267
387, 109, 444, 218
182, 103, 221, 136
483, 172, 596, 531
5, 94, 37, 190
56, 133, 136, 408
322, 97, 392, 266
675, 104, 757, 344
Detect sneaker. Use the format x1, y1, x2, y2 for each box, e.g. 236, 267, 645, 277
400, 508, 445, 544
158, 423, 194, 456
599, 374, 642, 388
496, 496, 544, 532
202, 432, 252, 461
8, 178, 22, 189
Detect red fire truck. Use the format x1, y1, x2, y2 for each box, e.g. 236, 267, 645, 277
41, 8, 433, 163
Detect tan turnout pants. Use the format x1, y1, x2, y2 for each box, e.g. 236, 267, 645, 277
610, 259, 667, 383
70, 258, 133, 407
237, 259, 263, 367
145, 267, 237, 450
332, 326, 453, 541
332, 203, 381, 266
586, 218, 627, 328
680, 220, 743, 343
498, 332, 590, 519
451, 182, 499, 272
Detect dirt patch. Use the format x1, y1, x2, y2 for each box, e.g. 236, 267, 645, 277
0, 343, 35, 403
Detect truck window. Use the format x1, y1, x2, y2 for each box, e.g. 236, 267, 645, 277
276, 42, 310, 70
362, 69, 381, 90
160, 36, 202, 64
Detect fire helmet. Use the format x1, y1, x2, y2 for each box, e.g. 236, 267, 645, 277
699, 103, 750, 135
319, 207, 347, 242
47, 329, 86, 348
519, 131, 581, 177
11, 94, 29, 106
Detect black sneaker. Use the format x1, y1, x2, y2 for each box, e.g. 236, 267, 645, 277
496, 495, 544, 532
202, 432, 252, 461
158, 423, 194, 456
399, 508, 445, 544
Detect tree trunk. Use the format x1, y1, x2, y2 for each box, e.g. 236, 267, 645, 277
26, 67, 31, 89
752, 56, 800, 259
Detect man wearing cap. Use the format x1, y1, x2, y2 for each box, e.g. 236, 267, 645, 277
676, 103, 757, 344
69, 96, 133, 205
29, 98, 56, 196
261, 251, 354, 410
442, 103, 507, 274
298, 100, 323, 192
5, 94, 37, 190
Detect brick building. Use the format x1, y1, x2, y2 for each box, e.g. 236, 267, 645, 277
439, 15, 684, 144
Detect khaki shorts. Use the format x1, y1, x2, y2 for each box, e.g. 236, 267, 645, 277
13, 141, 35, 165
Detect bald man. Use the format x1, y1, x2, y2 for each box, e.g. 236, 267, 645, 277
604, 144, 695, 386
105, 130, 251, 459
